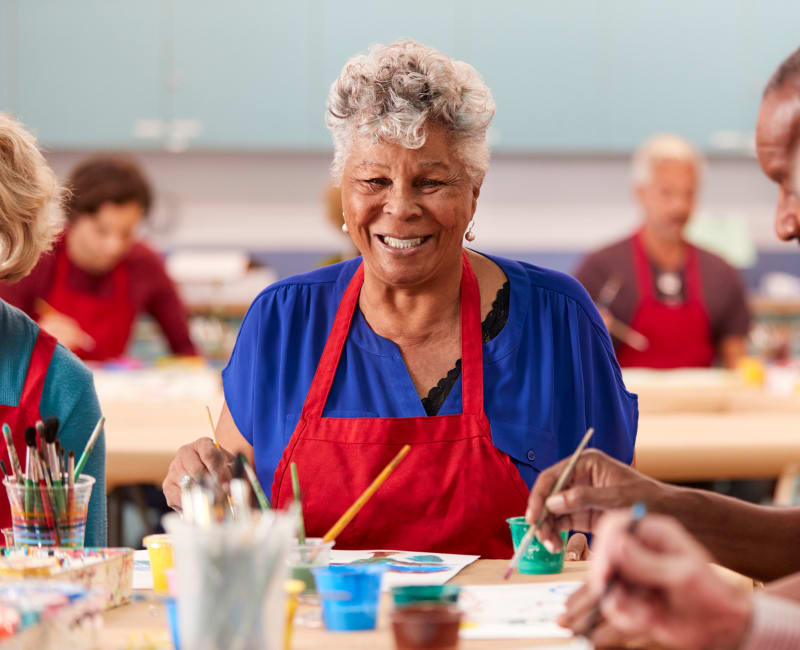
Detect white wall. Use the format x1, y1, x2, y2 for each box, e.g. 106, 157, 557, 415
46, 151, 782, 253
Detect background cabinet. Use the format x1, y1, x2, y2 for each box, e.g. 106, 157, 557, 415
4, 0, 800, 152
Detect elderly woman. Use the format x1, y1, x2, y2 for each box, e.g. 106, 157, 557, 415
0, 114, 106, 545
163, 41, 637, 557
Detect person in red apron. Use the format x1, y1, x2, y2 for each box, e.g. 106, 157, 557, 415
270, 254, 529, 557
575, 134, 750, 369
163, 42, 639, 561
614, 230, 714, 368
0, 114, 107, 545
0, 330, 57, 529
0, 156, 196, 361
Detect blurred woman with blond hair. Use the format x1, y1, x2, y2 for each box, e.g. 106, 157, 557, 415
0, 114, 106, 545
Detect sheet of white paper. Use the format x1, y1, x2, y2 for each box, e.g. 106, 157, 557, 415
329, 549, 478, 591
133, 549, 153, 590
459, 582, 582, 639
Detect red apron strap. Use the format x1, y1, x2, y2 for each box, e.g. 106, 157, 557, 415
630, 231, 656, 300
300, 253, 484, 420
300, 264, 365, 420
683, 245, 705, 303
459, 252, 483, 416
19, 329, 58, 411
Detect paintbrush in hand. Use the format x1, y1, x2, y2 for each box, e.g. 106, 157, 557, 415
580, 502, 647, 637
504, 427, 595, 580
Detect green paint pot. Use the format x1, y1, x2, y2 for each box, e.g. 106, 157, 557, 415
391, 585, 461, 608
506, 517, 568, 574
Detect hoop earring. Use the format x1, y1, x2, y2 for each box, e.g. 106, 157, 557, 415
464, 219, 476, 242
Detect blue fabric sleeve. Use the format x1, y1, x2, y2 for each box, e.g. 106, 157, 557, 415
40, 345, 107, 547
221, 293, 266, 446
551, 275, 638, 463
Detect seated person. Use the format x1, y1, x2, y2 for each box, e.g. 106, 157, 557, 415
530, 48, 800, 644
574, 134, 750, 369
162, 40, 638, 558
0, 156, 197, 361
0, 114, 106, 545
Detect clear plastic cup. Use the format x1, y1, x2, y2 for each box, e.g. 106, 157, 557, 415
163, 510, 294, 650
287, 537, 335, 595
4, 475, 94, 548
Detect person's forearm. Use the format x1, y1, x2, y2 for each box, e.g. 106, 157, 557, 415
657, 485, 800, 582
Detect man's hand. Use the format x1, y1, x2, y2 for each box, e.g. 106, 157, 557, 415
526, 449, 665, 552
565, 511, 752, 650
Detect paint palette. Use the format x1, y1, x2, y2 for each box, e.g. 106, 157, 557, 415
328, 549, 479, 590
459, 582, 582, 639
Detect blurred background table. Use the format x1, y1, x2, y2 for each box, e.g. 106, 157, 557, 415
95, 366, 800, 492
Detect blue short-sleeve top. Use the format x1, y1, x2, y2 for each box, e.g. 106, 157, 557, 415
222, 253, 638, 493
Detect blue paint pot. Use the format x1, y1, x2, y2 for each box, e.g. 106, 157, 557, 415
312, 564, 386, 631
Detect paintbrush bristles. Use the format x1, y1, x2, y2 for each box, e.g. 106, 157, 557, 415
43, 417, 59, 444
24, 427, 36, 449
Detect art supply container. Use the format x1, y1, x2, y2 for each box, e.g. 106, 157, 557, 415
287, 537, 335, 595
163, 510, 294, 650
164, 597, 181, 650
142, 534, 173, 595
392, 585, 461, 608
2, 527, 14, 547
313, 564, 386, 632
391, 603, 462, 650
4, 475, 94, 548
506, 517, 568, 574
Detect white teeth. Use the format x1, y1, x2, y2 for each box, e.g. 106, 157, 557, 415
382, 236, 424, 249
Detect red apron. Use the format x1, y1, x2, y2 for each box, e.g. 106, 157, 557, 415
272, 253, 530, 558
616, 232, 715, 368
44, 242, 136, 361
0, 329, 57, 534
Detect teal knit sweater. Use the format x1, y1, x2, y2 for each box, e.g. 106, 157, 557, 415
0, 299, 106, 546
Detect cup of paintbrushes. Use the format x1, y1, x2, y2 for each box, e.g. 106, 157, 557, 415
287, 537, 335, 595
4, 475, 94, 548
163, 509, 294, 650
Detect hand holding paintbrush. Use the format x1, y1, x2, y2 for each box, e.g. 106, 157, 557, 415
505, 427, 595, 579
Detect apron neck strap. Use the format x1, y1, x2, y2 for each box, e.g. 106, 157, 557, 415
19, 329, 58, 410
632, 231, 703, 302
300, 251, 485, 420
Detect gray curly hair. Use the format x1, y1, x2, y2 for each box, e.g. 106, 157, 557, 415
326, 40, 496, 185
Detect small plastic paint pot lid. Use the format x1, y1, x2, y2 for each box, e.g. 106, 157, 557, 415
143, 534, 172, 549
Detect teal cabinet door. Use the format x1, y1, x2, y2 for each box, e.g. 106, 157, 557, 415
465, 0, 615, 151
308, 0, 461, 147
15, 0, 163, 149
466, 0, 800, 151
170, 0, 315, 149
0, 0, 15, 114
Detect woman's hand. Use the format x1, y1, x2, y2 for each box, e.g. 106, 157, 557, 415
39, 310, 96, 352
566, 511, 752, 650
565, 532, 590, 561
162, 437, 235, 511
525, 449, 664, 552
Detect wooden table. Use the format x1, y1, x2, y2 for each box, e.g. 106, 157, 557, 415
96, 368, 800, 492
101, 560, 588, 649
99, 559, 754, 649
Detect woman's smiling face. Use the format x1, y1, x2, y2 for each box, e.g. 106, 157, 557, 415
341, 123, 480, 289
